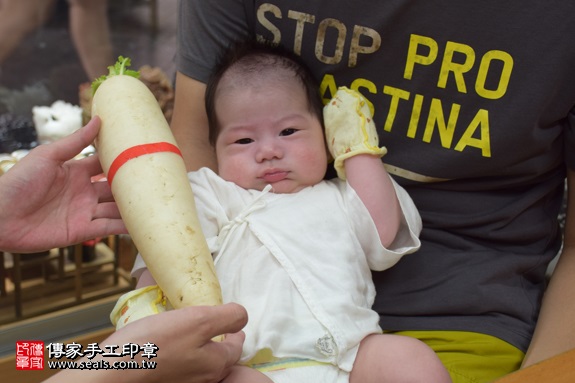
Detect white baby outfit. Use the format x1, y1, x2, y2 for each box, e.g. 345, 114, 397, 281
132, 167, 421, 378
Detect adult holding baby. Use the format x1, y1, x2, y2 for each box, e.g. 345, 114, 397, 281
169, 1, 575, 382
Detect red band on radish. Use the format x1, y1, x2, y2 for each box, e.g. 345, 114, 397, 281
107, 142, 182, 185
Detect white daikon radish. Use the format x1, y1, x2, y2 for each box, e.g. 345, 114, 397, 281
91, 57, 222, 308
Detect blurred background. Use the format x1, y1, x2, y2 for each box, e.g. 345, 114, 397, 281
0, 0, 176, 117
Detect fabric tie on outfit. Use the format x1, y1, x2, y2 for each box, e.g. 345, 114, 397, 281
214, 184, 272, 266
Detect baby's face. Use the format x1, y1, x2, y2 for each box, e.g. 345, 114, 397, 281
214, 79, 327, 193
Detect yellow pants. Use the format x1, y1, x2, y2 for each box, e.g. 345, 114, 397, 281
391, 330, 524, 383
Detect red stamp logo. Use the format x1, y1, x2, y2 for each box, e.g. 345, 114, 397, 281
16, 341, 44, 370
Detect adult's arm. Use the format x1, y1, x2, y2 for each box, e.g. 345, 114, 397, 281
522, 169, 575, 366
170, 72, 217, 172
67, 0, 113, 80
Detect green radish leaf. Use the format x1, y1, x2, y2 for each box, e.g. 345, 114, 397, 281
91, 56, 140, 95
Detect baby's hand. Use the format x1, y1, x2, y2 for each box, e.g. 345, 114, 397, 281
110, 285, 169, 330
323, 87, 387, 180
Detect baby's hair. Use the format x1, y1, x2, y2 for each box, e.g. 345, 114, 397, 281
205, 39, 323, 146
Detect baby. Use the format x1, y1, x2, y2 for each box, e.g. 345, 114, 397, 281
112, 41, 451, 383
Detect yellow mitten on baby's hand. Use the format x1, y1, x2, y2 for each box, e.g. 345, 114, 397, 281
110, 285, 171, 330
323, 87, 387, 180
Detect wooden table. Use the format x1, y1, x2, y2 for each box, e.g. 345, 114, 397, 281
494, 348, 575, 383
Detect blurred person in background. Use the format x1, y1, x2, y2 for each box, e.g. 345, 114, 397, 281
0, 0, 112, 81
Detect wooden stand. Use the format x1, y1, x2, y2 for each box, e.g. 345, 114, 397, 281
0, 236, 135, 325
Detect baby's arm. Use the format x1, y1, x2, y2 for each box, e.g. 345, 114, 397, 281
324, 87, 401, 246
344, 155, 401, 247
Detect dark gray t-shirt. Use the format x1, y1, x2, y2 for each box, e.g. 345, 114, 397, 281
177, 0, 575, 352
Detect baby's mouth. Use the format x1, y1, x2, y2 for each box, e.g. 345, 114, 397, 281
261, 170, 288, 183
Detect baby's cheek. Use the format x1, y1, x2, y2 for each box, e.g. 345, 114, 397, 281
217, 163, 236, 182
303, 146, 328, 167
219, 163, 254, 189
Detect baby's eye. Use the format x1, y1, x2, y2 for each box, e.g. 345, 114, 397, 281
235, 138, 254, 144
280, 128, 297, 136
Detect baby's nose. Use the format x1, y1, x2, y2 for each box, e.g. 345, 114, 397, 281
256, 140, 283, 162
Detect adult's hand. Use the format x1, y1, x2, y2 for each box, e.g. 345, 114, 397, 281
0, 117, 126, 253
44, 303, 248, 383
